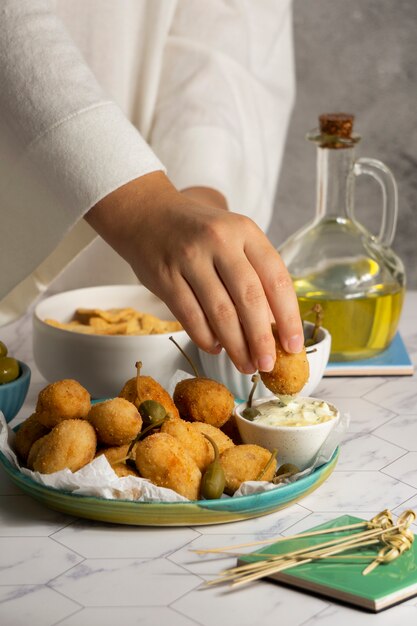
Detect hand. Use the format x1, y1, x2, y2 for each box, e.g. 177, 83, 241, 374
85, 172, 304, 373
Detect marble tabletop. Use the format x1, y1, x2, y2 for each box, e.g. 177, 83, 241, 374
1, 293, 417, 626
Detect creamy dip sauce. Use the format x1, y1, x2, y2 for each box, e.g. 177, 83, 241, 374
254, 397, 336, 427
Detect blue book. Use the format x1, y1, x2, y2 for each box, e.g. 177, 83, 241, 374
325, 333, 413, 376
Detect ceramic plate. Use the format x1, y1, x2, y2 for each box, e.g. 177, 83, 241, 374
0, 448, 338, 526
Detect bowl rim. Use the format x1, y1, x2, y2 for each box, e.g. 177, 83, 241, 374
0, 360, 31, 390
33, 284, 186, 340
302, 321, 331, 345
234, 395, 340, 432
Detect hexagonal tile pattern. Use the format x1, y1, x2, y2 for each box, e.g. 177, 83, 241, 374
336, 433, 406, 470
280, 511, 380, 536
0, 495, 73, 536
197, 503, 311, 535
0, 537, 82, 585
314, 377, 386, 400
58, 606, 199, 626
169, 533, 273, 578
299, 471, 416, 511
328, 398, 396, 433
172, 577, 329, 626
49, 558, 201, 606
374, 414, 417, 451
365, 378, 417, 414
52, 521, 199, 558
382, 452, 417, 488
0, 585, 79, 626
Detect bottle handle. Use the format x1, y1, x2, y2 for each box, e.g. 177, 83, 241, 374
352, 157, 398, 246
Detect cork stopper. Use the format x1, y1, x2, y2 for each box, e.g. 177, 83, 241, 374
320, 113, 354, 137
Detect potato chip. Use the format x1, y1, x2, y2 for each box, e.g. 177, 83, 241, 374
44, 307, 182, 336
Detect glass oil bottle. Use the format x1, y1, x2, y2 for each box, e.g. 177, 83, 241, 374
279, 114, 405, 361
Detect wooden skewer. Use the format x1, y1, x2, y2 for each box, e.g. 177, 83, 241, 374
205, 536, 380, 587
194, 510, 395, 556
202, 509, 415, 589
230, 539, 380, 588
206, 521, 412, 588
193, 522, 371, 555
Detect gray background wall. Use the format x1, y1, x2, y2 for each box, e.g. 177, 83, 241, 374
269, 0, 417, 288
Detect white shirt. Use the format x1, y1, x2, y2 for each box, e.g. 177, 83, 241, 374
0, 0, 295, 324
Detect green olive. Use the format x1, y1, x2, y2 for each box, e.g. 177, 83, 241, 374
0, 356, 20, 384
0, 341, 8, 358
276, 463, 300, 477
241, 407, 260, 421
200, 461, 226, 500
200, 434, 226, 500
139, 400, 166, 424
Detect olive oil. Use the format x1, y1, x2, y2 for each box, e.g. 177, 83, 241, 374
279, 114, 405, 362
296, 285, 404, 361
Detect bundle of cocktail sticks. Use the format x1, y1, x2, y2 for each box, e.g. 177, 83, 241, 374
196, 508, 416, 589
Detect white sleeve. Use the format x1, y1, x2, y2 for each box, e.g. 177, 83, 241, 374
150, 0, 295, 231
0, 0, 164, 303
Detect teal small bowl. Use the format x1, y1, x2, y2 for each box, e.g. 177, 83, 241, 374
0, 361, 31, 422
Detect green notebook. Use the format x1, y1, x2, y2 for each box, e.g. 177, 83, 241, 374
238, 515, 417, 612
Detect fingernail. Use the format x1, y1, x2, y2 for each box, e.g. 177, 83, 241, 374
210, 343, 222, 354
241, 362, 256, 374
287, 334, 304, 353
257, 355, 275, 372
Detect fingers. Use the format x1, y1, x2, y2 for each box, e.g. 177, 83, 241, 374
182, 260, 256, 373
245, 237, 304, 354
153, 275, 221, 355
213, 253, 277, 372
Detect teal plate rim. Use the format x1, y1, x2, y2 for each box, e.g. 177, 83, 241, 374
0, 446, 339, 511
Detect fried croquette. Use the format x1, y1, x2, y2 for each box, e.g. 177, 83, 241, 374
135, 432, 201, 500
36, 379, 91, 428
27, 434, 49, 470
220, 444, 277, 494
173, 377, 234, 428
161, 417, 212, 471
260, 324, 309, 395
95, 444, 139, 477
14, 413, 49, 462
119, 376, 180, 420
95, 443, 137, 465
30, 419, 97, 474
88, 397, 142, 446
111, 463, 139, 478
190, 422, 235, 456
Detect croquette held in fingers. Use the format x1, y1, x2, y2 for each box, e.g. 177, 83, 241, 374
173, 377, 234, 427
36, 379, 91, 428
135, 432, 201, 500
220, 444, 277, 494
260, 324, 309, 396
31, 419, 97, 474
88, 397, 142, 446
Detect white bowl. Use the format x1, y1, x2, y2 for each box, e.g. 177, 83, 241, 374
234, 396, 339, 471
33, 285, 194, 398
198, 323, 331, 401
